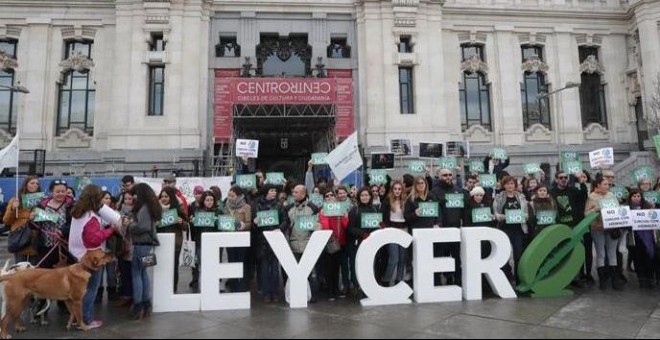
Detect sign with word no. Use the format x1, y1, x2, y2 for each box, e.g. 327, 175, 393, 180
160, 209, 179, 228
562, 161, 583, 175
438, 156, 457, 170
361, 213, 383, 229
266, 172, 286, 185
536, 211, 557, 225
418, 202, 439, 218
257, 210, 280, 227
408, 161, 426, 174
193, 212, 216, 227
236, 174, 256, 190
505, 209, 525, 224
369, 170, 388, 185
296, 215, 318, 231
445, 193, 464, 208
217, 216, 236, 231
471, 207, 492, 223
22, 192, 45, 209
479, 174, 497, 188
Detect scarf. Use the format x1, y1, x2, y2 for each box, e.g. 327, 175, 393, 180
226, 196, 246, 211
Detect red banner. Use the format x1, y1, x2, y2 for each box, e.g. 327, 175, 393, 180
214, 71, 354, 142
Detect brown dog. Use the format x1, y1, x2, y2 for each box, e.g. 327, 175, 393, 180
0, 249, 112, 339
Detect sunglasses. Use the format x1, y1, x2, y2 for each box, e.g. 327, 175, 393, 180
441, 174, 452, 177
324, 193, 335, 198
558, 176, 568, 180
52, 180, 67, 185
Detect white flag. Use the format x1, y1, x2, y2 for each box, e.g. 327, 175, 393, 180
0, 135, 18, 174
326, 132, 363, 182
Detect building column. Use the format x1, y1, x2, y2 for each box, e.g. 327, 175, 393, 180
552, 28, 583, 145
492, 26, 524, 145
636, 7, 660, 130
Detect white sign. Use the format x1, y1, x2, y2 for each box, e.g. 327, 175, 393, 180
136, 177, 233, 203
326, 132, 363, 182
589, 147, 614, 169
601, 206, 633, 229
235, 139, 260, 158
632, 209, 660, 231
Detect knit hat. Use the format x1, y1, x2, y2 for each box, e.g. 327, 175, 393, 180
470, 186, 485, 197
193, 185, 205, 195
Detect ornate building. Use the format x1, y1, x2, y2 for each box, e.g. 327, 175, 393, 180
0, 0, 658, 177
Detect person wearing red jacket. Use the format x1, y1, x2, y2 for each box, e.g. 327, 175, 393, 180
318, 188, 349, 301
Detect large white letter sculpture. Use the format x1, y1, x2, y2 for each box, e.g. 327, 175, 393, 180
356, 228, 414, 306
264, 230, 331, 308
412, 228, 462, 304
152, 234, 201, 312
201, 232, 251, 310
461, 227, 517, 300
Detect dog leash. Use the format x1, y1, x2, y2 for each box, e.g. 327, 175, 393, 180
34, 228, 68, 269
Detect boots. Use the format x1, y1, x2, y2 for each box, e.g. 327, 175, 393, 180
611, 266, 625, 291
597, 267, 609, 290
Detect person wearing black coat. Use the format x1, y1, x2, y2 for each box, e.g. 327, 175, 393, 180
348, 187, 386, 290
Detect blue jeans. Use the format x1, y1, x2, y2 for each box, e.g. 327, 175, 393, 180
132, 245, 153, 305
83, 266, 103, 324
384, 243, 407, 283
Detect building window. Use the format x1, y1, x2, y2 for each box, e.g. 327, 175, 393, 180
399, 67, 414, 114
398, 36, 413, 53
149, 32, 166, 51
57, 40, 95, 135
578, 46, 607, 128
215, 36, 240, 57
0, 39, 18, 135
327, 37, 351, 58
459, 44, 491, 131
257, 34, 312, 77
461, 44, 483, 61
520, 45, 550, 129
148, 66, 165, 116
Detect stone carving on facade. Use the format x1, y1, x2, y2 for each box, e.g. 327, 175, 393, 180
583, 123, 609, 141
256, 35, 312, 76
392, 0, 420, 27
462, 124, 493, 143
524, 123, 553, 142
579, 55, 604, 75
461, 55, 489, 75
55, 128, 92, 149
392, 0, 419, 6
521, 55, 549, 74
0, 50, 17, 71
59, 51, 95, 74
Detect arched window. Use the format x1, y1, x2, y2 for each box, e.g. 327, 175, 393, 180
578, 46, 607, 128
520, 45, 550, 129
57, 40, 95, 135
0, 39, 18, 134
459, 44, 491, 131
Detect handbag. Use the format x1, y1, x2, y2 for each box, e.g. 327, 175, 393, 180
141, 252, 157, 267
178, 231, 196, 268
8, 224, 33, 253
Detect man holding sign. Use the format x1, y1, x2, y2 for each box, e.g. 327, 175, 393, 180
432, 167, 466, 285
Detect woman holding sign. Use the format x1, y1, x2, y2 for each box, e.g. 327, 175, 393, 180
158, 187, 189, 294
319, 188, 350, 300
348, 187, 385, 294
493, 176, 528, 284
527, 186, 557, 238
252, 185, 286, 303
382, 181, 408, 287
189, 191, 222, 292
3, 176, 41, 263
224, 186, 252, 292
585, 177, 624, 290
627, 189, 657, 289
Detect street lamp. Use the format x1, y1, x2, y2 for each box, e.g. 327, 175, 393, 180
0, 84, 30, 94
538, 81, 580, 99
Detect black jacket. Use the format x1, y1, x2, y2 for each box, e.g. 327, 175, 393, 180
404, 193, 441, 229
462, 201, 494, 228
432, 182, 465, 229
252, 196, 287, 259
550, 183, 588, 226
348, 203, 380, 242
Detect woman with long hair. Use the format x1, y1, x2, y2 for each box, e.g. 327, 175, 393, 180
69, 185, 120, 329
493, 176, 528, 283
382, 180, 408, 287
224, 186, 252, 292
627, 188, 656, 289
127, 183, 162, 319
347, 187, 382, 296
405, 176, 441, 285
189, 190, 221, 291
116, 191, 135, 307
252, 185, 286, 302
318, 187, 349, 300
528, 185, 557, 238
158, 186, 189, 294
3, 176, 41, 263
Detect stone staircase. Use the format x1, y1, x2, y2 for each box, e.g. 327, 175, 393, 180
612, 151, 659, 187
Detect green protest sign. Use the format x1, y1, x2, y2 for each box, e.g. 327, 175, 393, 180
536, 211, 557, 226
236, 174, 256, 189
506, 209, 525, 224
217, 216, 236, 231
492, 148, 507, 160
562, 161, 583, 175
408, 161, 426, 174
632, 166, 655, 183
418, 202, 439, 218
32, 208, 61, 223
309, 193, 324, 207
160, 209, 179, 227
560, 151, 579, 163
524, 163, 542, 174
193, 212, 216, 227
323, 202, 345, 217
295, 215, 318, 231
654, 135, 660, 158
361, 213, 383, 229
311, 152, 328, 165
609, 187, 628, 201
369, 170, 388, 185
339, 201, 352, 214
469, 160, 485, 173
438, 156, 457, 170
479, 174, 497, 188
643, 191, 659, 205
445, 193, 464, 208
257, 210, 280, 227
471, 207, 492, 223
598, 198, 619, 209
21, 192, 45, 209
265, 172, 286, 185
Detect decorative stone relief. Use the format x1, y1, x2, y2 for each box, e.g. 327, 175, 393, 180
521, 55, 549, 74
59, 51, 95, 73
461, 55, 489, 74
579, 55, 604, 75
61, 26, 96, 41
524, 124, 553, 142
0, 51, 17, 71
55, 128, 93, 149
463, 125, 493, 143
583, 123, 609, 141
0, 128, 13, 145
392, 0, 420, 27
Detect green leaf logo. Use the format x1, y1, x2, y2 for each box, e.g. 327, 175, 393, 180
516, 212, 599, 297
